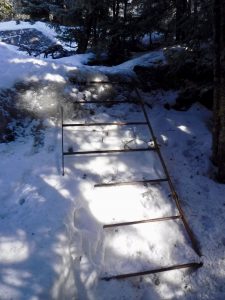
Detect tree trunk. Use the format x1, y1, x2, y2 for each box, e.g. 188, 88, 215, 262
124, 0, 128, 23
116, 0, 120, 19
77, 14, 93, 53
92, 12, 98, 47
112, 0, 116, 20
176, 0, 187, 41
213, 0, 221, 162
194, 0, 198, 17
213, 0, 225, 182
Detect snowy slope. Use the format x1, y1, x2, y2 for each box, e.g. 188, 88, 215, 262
0, 22, 225, 300
0, 40, 95, 90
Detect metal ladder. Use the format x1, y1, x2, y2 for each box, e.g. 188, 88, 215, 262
61, 81, 203, 280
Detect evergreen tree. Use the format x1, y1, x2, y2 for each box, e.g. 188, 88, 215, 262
17, 0, 50, 19
0, 0, 13, 20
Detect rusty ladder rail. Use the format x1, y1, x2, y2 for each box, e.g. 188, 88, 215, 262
101, 262, 203, 281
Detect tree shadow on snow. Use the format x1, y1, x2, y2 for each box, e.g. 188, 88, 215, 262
0, 75, 224, 299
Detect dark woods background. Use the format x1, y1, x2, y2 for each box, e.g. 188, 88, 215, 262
1, 1, 213, 59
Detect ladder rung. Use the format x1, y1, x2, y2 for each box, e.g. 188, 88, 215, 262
103, 215, 181, 228
101, 262, 203, 281
63, 121, 147, 127
63, 148, 156, 156
94, 178, 168, 188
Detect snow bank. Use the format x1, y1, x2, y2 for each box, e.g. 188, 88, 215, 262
0, 42, 67, 89
0, 41, 96, 90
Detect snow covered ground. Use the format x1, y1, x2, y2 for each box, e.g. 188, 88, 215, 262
0, 22, 225, 300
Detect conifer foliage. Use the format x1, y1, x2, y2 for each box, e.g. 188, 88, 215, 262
11, 0, 213, 56
0, 0, 13, 20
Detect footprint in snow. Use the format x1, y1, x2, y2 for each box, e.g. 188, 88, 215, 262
74, 207, 97, 232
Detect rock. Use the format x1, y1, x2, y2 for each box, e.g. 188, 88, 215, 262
198, 86, 213, 109
40, 44, 71, 59
171, 85, 199, 111
172, 84, 213, 111
133, 65, 174, 90
134, 45, 213, 110
164, 103, 171, 110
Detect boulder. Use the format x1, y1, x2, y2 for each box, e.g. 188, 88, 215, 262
133, 45, 213, 110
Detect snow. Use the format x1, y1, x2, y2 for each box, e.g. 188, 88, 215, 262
0, 21, 225, 300
0, 21, 59, 43
0, 42, 64, 89
0, 41, 95, 89
52, 53, 94, 66
141, 32, 164, 46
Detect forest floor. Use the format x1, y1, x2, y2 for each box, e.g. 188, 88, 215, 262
0, 21, 225, 300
